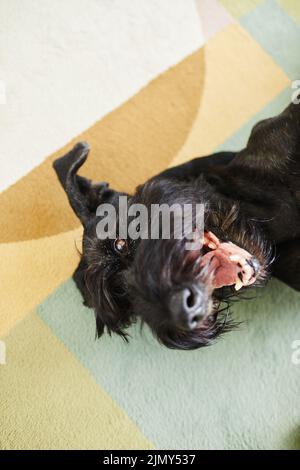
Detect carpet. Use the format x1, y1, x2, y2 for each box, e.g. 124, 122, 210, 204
0, 0, 300, 450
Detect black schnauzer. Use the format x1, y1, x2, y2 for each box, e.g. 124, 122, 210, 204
53, 102, 300, 350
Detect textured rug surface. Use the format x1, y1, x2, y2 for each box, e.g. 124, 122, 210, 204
1, 0, 300, 450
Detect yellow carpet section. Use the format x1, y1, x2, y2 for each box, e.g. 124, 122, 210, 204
0, 313, 153, 450
173, 23, 289, 166
0, 228, 82, 337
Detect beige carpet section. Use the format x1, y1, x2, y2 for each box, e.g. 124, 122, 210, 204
0, 313, 152, 450
0, 228, 82, 337
172, 23, 290, 166
0, 49, 205, 244
0, 0, 204, 192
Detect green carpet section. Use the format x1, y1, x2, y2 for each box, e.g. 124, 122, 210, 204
240, 0, 300, 79
38, 278, 300, 450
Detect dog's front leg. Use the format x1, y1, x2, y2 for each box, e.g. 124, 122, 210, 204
153, 151, 236, 182
230, 102, 300, 173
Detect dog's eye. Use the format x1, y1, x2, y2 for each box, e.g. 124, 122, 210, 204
114, 238, 128, 255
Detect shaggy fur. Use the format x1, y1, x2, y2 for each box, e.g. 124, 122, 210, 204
53, 102, 300, 350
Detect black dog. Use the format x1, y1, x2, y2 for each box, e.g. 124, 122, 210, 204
53, 102, 300, 349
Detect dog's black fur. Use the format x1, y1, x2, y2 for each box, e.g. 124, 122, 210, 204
53, 102, 300, 349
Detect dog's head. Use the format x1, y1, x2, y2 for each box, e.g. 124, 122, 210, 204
54, 142, 271, 350
126, 177, 271, 349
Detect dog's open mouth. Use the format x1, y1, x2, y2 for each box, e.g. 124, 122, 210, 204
194, 231, 261, 291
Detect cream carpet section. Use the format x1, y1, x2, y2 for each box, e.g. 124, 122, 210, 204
0, 0, 204, 191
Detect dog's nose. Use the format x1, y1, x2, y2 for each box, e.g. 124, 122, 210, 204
247, 256, 261, 277
252, 256, 260, 276
169, 285, 207, 331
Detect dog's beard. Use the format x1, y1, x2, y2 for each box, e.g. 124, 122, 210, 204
130, 201, 272, 349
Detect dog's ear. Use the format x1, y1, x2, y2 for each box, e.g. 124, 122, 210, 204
53, 142, 109, 226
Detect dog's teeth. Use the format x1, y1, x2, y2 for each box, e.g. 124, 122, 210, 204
235, 279, 243, 291
241, 266, 250, 280
208, 242, 217, 249
229, 255, 240, 262
244, 264, 256, 283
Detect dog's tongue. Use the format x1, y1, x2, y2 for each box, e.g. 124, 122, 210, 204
200, 232, 258, 290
